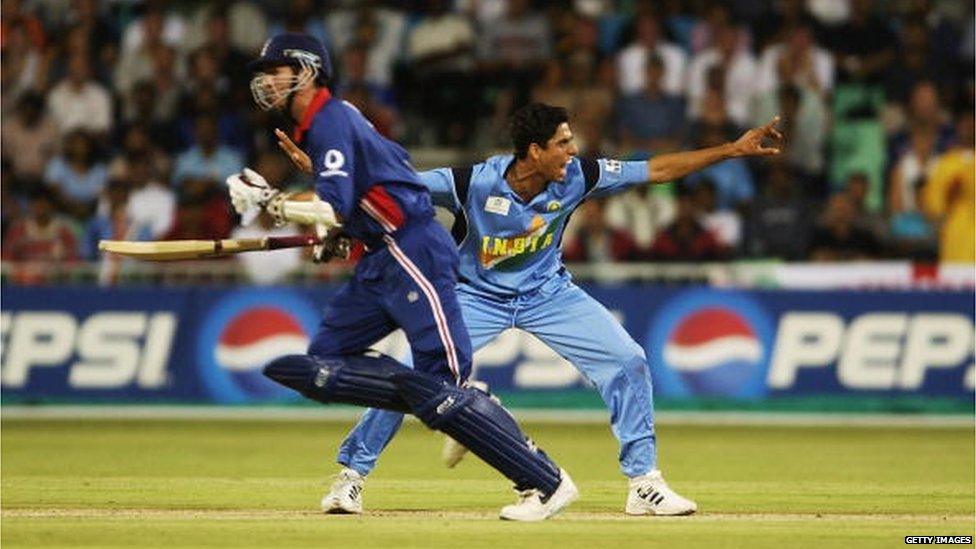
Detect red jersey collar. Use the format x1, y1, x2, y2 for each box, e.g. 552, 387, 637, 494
292, 88, 332, 143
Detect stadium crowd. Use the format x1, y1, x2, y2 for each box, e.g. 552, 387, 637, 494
1, 0, 973, 284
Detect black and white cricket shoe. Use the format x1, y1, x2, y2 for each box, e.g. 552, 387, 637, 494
321, 468, 364, 514
625, 470, 697, 516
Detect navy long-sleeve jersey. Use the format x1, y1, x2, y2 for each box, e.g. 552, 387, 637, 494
295, 88, 434, 248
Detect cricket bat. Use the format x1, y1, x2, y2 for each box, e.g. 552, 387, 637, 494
98, 235, 320, 261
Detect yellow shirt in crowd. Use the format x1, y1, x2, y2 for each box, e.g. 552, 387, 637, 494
924, 148, 975, 263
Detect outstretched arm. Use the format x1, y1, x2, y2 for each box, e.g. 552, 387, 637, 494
647, 117, 783, 183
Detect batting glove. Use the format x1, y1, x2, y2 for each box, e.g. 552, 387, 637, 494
312, 223, 351, 264
226, 168, 280, 218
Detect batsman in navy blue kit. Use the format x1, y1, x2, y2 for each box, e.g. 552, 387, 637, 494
226, 34, 578, 521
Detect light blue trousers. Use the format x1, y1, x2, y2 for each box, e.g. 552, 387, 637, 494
337, 280, 658, 478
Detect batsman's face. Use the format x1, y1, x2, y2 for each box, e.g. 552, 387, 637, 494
250, 65, 312, 111
538, 122, 578, 181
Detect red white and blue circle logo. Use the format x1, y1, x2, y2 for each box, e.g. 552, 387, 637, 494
197, 290, 321, 403
646, 289, 773, 398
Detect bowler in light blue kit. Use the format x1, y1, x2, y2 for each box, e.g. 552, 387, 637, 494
321, 103, 783, 516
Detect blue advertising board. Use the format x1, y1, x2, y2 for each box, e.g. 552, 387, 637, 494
2, 285, 972, 404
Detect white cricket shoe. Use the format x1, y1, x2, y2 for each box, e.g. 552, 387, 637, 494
625, 470, 697, 516
499, 469, 579, 521
442, 381, 493, 468
321, 468, 364, 514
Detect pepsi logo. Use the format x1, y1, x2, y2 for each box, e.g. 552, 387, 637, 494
215, 307, 309, 372
664, 308, 762, 372
647, 290, 773, 399
197, 290, 321, 403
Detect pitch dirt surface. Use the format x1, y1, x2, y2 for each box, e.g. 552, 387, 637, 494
2, 416, 973, 548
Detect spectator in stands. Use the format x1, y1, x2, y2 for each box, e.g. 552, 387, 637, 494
889, 81, 954, 170
146, 45, 183, 126
1, 0, 47, 52
163, 190, 233, 241
115, 4, 185, 101
808, 193, 884, 261
199, 7, 253, 98
2, 186, 79, 275
60, 0, 119, 76
1, 16, 48, 116
339, 44, 396, 111
923, 111, 975, 263
121, 151, 176, 240
888, 127, 939, 215
686, 23, 757, 127
684, 124, 756, 212
268, 0, 331, 53
171, 115, 244, 192
185, 85, 252, 155
889, 179, 938, 261
617, 13, 686, 96
844, 172, 887, 241
46, 52, 112, 136
342, 82, 398, 138
406, 0, 477, 144
478, 0, 551, 70
695, 178, 742, 252
751, 82, 827, 179
1, 161, 22, 236
2, 92, 59, 183
233, 211, 305, 285
824, 0, 896, 84
326, 1, 405, 92
120, 80, 180, 153
563, 198, 640, 263
747, 159, 813, 259
613, 54, 686, 155
82, 179, 152, 260
649, 184, 726, 261
119, 0, 185, 57
885, 19, 952, 107
44, 130, 108, 219
605, 185, 676, 252
478, 0, 552, 139
756, 21, 834, 96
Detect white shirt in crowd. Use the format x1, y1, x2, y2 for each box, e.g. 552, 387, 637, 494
46, 80, 113, 135
127, 182, 176, 239
686, 48, 758, 126
617, 41, 687, 96
755, 44, 835, 94
232, 223, 304, 286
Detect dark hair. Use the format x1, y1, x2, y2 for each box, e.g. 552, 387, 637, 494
510, 103, 569, 159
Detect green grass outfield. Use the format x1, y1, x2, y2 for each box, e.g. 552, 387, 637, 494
2, 416, 973, 548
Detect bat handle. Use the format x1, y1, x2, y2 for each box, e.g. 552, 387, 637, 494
265, 235, 321, 250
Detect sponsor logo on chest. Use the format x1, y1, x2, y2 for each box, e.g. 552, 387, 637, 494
484, 196, 511, 216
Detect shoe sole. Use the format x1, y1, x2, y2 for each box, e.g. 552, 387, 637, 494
322, 497, 362, 515
625, 506, 697, 516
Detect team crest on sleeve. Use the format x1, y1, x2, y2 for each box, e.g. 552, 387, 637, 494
319, 149, 349, 178
604, 159, 622, 174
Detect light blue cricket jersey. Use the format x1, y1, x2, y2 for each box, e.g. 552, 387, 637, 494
421, 154, 650, 296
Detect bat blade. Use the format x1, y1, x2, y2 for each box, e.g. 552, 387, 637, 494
98, 239, 267, 261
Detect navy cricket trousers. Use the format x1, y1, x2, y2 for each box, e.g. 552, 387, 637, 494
307, 217, 472, 384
